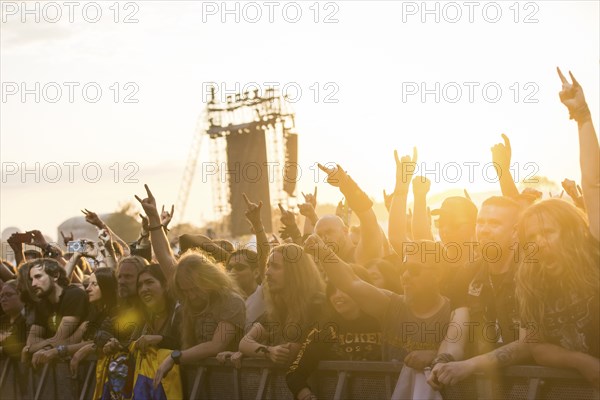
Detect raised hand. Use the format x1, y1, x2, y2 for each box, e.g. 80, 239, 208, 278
562, 178, 585, 209
491, 134, 512, 171
303, 233, 332, 261
298, 202, 316, 218
383, 189, 393, 212
412, 176, 431, 197
317, 163, 350, 188
335, 199, 352, 227
557, 68, 589, 120
243, 193, 263, 227
139, 213, 150, 233
26, 230, 48, 249
81, 209, 105, 229
160, 205, 175, 228
394, 148, 418, 194
134, 184, 160, 220
60, 231, 74, 247
278, 203, 296, 227
301, 187, 318, 208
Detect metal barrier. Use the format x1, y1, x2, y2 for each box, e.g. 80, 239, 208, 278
1, 356, 598, 400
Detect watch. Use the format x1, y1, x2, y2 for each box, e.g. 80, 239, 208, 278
255, 346, 270, 357
170, 350, 182, 365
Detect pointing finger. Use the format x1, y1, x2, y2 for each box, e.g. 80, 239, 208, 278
278, 203, 286, 213
134, 195, 143, 204
412, 147, 418, 163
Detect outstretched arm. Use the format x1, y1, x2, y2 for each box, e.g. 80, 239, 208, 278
304, 234, 389, 321
557, 68, 599, 240
82, 209, 130, 257
388, 148, 417, 257
317, 163, 383, 264
491, 134, 520, 199
243, 193, 269, 282
412, 176, 434, 241
135, 184, 177, 280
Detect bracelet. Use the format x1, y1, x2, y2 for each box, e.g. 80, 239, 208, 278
57, 345, 68, 358
255, 346, 270, 358
149, 225, 164, 232
430, 353, 455, 369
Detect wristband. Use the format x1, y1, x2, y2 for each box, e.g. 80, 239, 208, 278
430, 353, 455, 369
57, 345, 68, 358
255, 346, 270, 357
340, 177, 373, 213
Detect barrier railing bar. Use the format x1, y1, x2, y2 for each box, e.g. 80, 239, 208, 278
34, 363, 50, 400
255, 367, 270, 400
333, 371, 348, 400
79, 361, 96, 400
0, 359, 10, 389
232, 366, 241, 399
476, 376, 495, 400
526, 377, 542, 400
189, 366, 206, 400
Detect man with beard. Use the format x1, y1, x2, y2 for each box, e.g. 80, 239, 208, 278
101, 256, 148, 355
23, 258, 88, 356
427, 196, 522, 389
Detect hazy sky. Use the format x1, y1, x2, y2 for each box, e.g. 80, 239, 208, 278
1, 0, 599, 241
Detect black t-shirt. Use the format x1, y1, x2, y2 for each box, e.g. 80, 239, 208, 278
33, 285, 89, 337
448, 260, 519, 353
286, 311, 382, 398
541, 289, 599, 358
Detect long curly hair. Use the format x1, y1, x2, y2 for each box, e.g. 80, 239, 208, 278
173, 251, 242, 348
515, 199, 600, 339
264, 243, 326, 343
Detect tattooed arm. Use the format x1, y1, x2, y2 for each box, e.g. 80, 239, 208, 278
429, 328, 532, 389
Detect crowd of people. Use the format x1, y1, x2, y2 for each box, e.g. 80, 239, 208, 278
0, 68, 598, 400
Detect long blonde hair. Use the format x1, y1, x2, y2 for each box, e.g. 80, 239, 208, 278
515, 199, 600, 338
264, 243, 326, 342
173, 251, 242, 348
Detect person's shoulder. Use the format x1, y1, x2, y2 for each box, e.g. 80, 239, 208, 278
63, 284, 88, 299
